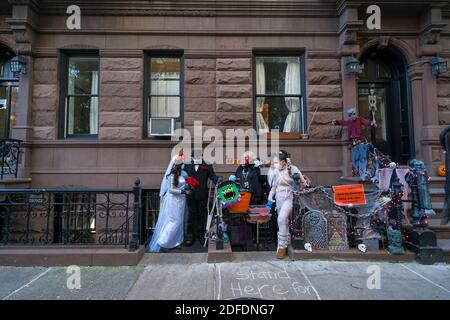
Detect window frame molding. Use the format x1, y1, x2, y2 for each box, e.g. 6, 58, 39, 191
143, 50, 184, 139
58, 50, 100, 140
252, 51, 307, 134
0, 83, 19, 139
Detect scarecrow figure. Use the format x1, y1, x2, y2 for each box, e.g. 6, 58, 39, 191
332, 107, 376, 180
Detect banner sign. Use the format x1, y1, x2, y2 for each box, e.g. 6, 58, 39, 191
332, 184, 366, 206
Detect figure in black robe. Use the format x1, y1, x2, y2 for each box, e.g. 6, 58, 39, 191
234, 163, 263, 204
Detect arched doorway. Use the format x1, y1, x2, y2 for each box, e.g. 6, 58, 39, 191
0, 43, 19, 139
358, 46, 413, 164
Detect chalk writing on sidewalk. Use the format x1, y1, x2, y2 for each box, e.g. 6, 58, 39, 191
228, 266, 313, 299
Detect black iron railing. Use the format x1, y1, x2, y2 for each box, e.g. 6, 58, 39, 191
0, 139, 22, 180
0, 179, 145, 251
141, 189, 161, 245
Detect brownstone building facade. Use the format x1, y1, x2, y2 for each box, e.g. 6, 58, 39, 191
1, 0, 450, 190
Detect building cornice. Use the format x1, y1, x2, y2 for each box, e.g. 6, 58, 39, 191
36, 0, 338, 17
8, 0, 40, 12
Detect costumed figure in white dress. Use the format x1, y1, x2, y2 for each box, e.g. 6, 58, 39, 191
149, 153, 192, 252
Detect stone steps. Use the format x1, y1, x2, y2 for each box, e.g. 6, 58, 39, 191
430, 188, 446, 204
429, 176, 445, 189
437, 239, 450, 263
427, 219, 450, 240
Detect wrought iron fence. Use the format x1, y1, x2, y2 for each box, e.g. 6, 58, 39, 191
0, 139, 22, 180
0, 180, 144, 251
141, 189, 161, 245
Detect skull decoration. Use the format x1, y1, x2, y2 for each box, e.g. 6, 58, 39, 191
304, 243, 313, 252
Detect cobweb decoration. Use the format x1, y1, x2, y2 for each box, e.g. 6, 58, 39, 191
295, 187, 389, 216
294, 187, 392, 239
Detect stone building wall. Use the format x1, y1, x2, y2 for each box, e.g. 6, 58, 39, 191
29, 55, 344, 141
32, 58, 58, 140
184, 58, 217, 133
99, 58, 143, 140
306, 57, 343, 139
215, 58, 253, 131
437, 72, 450, 126
184, 57, 253, 134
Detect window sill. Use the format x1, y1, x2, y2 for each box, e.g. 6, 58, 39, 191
265, 132, 304, 140
63, 135, 98, 141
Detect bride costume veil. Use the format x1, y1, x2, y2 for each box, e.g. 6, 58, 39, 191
148, 155, 186, 252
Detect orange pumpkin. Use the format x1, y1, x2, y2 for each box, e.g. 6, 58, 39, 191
437, 165, 446, 177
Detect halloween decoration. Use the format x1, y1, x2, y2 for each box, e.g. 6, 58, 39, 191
217, 180, 240, 208
184, 150, 222, 246
268, 150, 307, 259
357, 243, 367, 252
387, 228, 405, 255
437, 164, 446, 177
332, 108, 376, 180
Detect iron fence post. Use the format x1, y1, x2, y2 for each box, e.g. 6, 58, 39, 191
15, 140, 20, 179
129, 178, 142, 251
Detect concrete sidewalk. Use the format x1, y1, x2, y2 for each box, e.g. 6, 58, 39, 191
1, 253, 449, 300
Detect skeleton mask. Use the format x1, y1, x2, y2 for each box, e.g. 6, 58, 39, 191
304, 243, 313, 252
192, 150, 203, 165
347, 108, 357, 120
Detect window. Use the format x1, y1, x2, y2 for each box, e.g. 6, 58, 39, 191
0, 46, 19, 139
61, 53, 99, 138
146, 54, 183, 137
254, 55, 306, 134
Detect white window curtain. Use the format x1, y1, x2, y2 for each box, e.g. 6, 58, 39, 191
151, 79, 180, 118
256, 60, 269, 134
283, 58, 301, 132
67, 74, 74, 135
89, 71, 99, 134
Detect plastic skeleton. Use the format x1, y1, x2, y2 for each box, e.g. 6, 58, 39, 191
368, 86, 378, 127
204, 181, 218, 247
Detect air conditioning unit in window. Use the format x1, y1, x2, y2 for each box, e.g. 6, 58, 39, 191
149, 118, 175, 136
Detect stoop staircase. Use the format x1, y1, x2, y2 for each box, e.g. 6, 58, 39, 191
428, 177, 450, 262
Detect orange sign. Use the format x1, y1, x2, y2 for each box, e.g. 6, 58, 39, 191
332, 184, 366, 206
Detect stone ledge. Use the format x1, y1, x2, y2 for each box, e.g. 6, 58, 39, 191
0, 178, 32, 189
0, 245, 145, 266
207, 240, 233, 263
